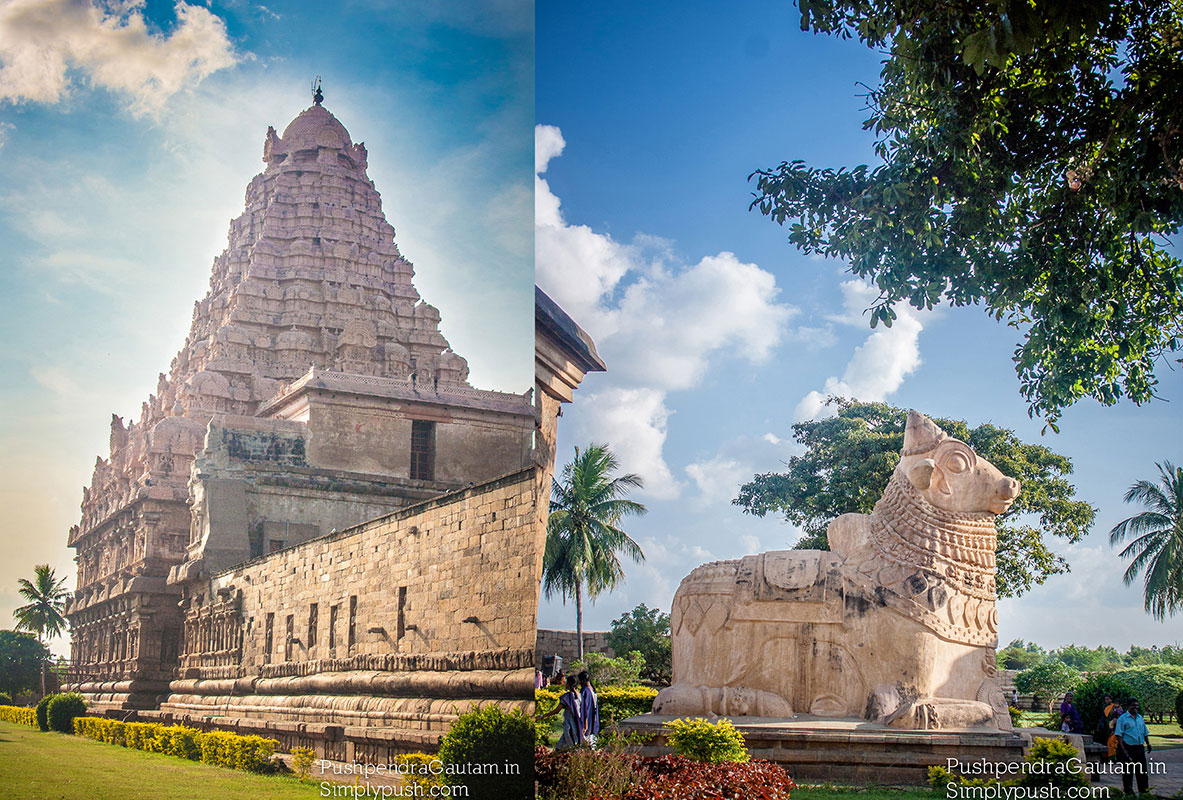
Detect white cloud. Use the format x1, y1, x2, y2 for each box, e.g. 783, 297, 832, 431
685, 455, 751, 507
794, 279, 927, 422
572, 387, 681, 499
536, 124, 799, 496
0, 0, 239, 115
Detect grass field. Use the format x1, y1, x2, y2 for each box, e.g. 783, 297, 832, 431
1018, 711, 1183, 751
0, 720, 325, 800
793, 787, 936, 800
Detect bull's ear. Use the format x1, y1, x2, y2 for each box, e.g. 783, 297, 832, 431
907, 459, 936, 490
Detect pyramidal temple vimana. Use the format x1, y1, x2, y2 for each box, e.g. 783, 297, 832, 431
63, 90, 543, 759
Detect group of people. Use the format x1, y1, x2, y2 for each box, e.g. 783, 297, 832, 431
537, 670, 601, 749
1056, 691, 1154, 795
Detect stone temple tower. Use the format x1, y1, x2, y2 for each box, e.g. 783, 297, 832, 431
65, 95, 533, 712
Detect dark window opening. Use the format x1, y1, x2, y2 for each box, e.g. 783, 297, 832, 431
348, 596, 357, 650
312, 236, 321, 245
285, 615, 294, 661
397, 587, 407, 641
248, 527, 263, 559
264, 614, 274, 664
329, 605, 339, 651
410, 420, 435, 481
308, 603, 318, 650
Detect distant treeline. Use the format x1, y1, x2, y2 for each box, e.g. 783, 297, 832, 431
999, 641, 1183, 672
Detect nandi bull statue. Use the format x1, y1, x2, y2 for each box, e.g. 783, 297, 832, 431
653, 411, 1020, 731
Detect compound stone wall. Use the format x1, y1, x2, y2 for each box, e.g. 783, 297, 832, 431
535, 629, 615, 666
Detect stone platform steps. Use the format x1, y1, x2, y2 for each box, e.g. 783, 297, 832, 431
617, 714, 1027, 785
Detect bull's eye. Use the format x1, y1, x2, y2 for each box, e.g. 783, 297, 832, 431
945, 452, 970, 474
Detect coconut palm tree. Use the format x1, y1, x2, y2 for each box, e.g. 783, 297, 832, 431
543, 444, 647, 661
1109, 462, 1183, 620
14, 564, 69, 697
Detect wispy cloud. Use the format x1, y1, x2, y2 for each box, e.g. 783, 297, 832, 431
794, 279, 929, 422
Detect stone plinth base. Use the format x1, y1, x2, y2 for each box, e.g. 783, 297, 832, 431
67, 680, 171, 715
616, 714, 1027, 785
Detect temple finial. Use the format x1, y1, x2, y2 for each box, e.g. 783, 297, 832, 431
311, 76, 323, 105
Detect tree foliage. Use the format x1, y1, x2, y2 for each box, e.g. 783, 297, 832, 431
0, 630, 47, 698
14, 564, 68, 644
1052, 643, 1124, 672
733, 400, 1095, 596
1013, 660, 1081, 711
998, 639, 1047, 671
544, 444, 647, 661
1109, 461, 1183, 620
752, 0, 1183, 427
1073, 672, 1134, 736
1111, 664, 1183, 722
607, 603, 672, 685
567, 651, 646, 688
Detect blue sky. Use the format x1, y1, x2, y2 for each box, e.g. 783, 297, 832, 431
535, 0, 1183, 650
0, 0, 533, 654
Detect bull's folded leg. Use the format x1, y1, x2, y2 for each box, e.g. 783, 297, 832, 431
654, 684, 793, 718
883, 696, 996, 730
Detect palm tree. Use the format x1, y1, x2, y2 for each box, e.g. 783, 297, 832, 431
543, 444, 647, 661
1109, 462, 1183, 621
14, 564, 69, 697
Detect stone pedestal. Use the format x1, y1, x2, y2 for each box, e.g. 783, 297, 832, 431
616, 713, 1027, 786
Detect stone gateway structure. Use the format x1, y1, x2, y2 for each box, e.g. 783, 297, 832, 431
64, 94, 540, 758
654, 411, 1021, 732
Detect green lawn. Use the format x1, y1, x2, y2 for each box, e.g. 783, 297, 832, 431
0, 720, 324, 800
1017, 712, 1183, 751
1148, 723, 1183, 751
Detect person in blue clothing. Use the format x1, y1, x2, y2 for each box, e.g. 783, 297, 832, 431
1114, 697, 1153, 795
578, 669, 600, 744
1059, 691, 1084, 734
538, 674, 584, 750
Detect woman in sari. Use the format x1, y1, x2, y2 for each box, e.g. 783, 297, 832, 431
538, 674, 584, 750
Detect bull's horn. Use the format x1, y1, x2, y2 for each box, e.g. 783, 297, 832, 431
903, 410, 947, 455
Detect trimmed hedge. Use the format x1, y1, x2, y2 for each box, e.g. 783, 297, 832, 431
664, 717, 749, 764
47, 692, 86, 733
536, 686, 659, 726
438, 706, 534, 800
74, 717, 278, 773
1111, 665, 1183, 722
0, 704, 37, 726
35, 694, 53, 732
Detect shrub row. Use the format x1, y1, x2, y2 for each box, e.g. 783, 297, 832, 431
0, 705, 36, 727
536, 686, 659, 725
74, 717, 278, 773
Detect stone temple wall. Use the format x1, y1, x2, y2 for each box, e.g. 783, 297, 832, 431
147, 467, 536, 759
535, 629, 615, 667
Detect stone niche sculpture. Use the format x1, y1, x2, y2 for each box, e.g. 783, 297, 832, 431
654, 411, 1020, 731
